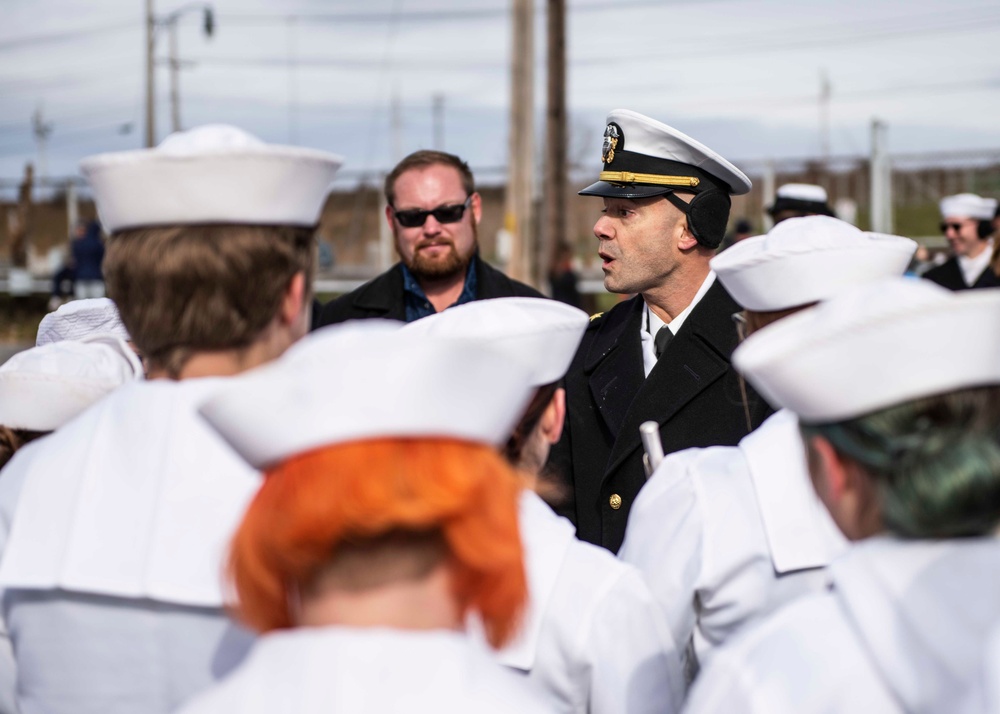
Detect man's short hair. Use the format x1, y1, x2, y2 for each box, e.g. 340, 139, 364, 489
104, 224, 315, 376
384, 150, 475, 207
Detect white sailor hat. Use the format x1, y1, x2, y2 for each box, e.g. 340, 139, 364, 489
939, 193, 998, 221
712, 216, 916, 311
199, 320, 537, 469
733, 278, 1000, 423
36, 298, 130, 346
767, 183, 835, 217
0, 337, 142, 431
580, 109, 752, 199
403, 297, 588, 387
81, 124, 344, 233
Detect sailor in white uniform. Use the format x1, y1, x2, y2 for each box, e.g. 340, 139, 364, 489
407, 297, 684, 714
184, 322, 552, 713
618, 216, 916, 682
0, 125, 342, 714
685, 278, 1000, 714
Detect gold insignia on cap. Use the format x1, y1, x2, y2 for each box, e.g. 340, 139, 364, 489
602, 124, 620, 165
599, 171, 700, 188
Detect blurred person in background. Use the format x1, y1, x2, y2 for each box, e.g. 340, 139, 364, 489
766, 184, 836, 225
71, 219, 106, 300
924, 193, 999, 290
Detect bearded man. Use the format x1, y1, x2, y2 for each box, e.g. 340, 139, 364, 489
318, 150, 543, 325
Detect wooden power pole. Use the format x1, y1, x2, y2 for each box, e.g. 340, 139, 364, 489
541, 0, 566, 289
504, 0, 534, 284
145, 0, 156, 147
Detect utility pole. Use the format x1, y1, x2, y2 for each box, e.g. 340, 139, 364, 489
504, 0, 535, 284
145, 0, 156, 147
168, 21, 181, 132
869, 118, 893, 233
432, 94, 445, 150
287, 16, 298, 143
819, 69, 831, 167
541, 0, 566, 289
31, 107, 54, 182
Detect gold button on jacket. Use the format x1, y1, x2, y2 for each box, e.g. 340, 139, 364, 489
609, 493, 623, 510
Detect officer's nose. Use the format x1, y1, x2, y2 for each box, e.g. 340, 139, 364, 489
594, 214, 614, 241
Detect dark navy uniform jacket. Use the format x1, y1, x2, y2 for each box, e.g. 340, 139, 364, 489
548, 280, 771, 553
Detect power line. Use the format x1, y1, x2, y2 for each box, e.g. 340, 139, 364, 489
0, 20, 137, 53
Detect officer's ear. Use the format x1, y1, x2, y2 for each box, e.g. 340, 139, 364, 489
675, 217, 700, 251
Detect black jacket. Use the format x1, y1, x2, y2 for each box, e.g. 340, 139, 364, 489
318, 255, 544, 325
923, 257, 1000, 291
547, 281, 769, 553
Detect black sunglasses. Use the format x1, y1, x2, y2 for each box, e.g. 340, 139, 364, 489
392, 196, 473, 229
940, 221, 966, 233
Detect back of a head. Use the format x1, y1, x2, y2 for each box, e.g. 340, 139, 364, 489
735, 279, 1000, 538
200, 321, 539, 647
81, 124, 343, 376
712, 215, 916, 332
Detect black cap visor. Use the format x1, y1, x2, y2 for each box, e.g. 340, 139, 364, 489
579, 181, 681, 199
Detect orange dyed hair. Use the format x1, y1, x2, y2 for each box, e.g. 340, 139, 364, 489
228, 437, 527, 649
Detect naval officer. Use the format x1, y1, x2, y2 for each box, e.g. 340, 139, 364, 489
547, 109, 766, 552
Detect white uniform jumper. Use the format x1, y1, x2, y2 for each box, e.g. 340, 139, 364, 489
0, 379, 260, 714
619, 409, 846, 679
685, 537, 1000, 714
499, 490, 683, 714
178, 627, 553, 714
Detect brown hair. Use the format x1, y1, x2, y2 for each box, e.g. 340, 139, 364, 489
104, 224, 316, 376
229, 438, 527, 649
503, 382, 560, 466
0, 426, 48, 471
384, 150, 475, 207
744, 303, 816, 336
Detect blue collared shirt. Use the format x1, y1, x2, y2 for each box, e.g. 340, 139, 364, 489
401, 260, 478, 323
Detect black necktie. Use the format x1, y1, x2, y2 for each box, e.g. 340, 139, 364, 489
654, 325, 673, 359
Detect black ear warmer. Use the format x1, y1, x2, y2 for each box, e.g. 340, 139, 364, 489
977, 220, 994, 240
664, 190, 733, 250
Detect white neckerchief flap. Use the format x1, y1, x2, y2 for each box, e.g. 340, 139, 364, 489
0, 379, 260, 606
739, 409, 847, 574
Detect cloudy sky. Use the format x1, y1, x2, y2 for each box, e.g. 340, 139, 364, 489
2, 0, 1000, 188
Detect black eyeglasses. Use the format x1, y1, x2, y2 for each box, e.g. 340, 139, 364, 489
392, 196, 473, 229
731, 311, 748, 342
940, 221, 967, 233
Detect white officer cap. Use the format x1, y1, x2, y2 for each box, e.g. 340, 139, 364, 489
36, 298, 130, 346
939, 193, 998, 221
199, 320, 537, 469
733, 278, 1000, 422
580, 108, 752, 198
81, 124, 344, 233
712, 216, 916, 311
768, 183, 835, 217
402, 298, 588, 387
0, 338, 143, 431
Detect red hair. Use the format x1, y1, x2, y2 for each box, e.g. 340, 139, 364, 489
228, 438, 527, 648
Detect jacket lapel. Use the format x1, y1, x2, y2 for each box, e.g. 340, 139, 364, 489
353, 264, 407, 321
603, 282, 739, 478
584, 297, 645, 439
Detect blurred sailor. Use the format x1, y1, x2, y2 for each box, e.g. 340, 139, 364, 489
318, 150, 542, 325
686, 279, 1000, 713
766, 183, 835, 225
619, 216, 916, 685
182, 321, 550, 713
548, 109, 765, 552
0, 124, 342, 714
924, 192, 999, 290
407, 297, 684, 714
